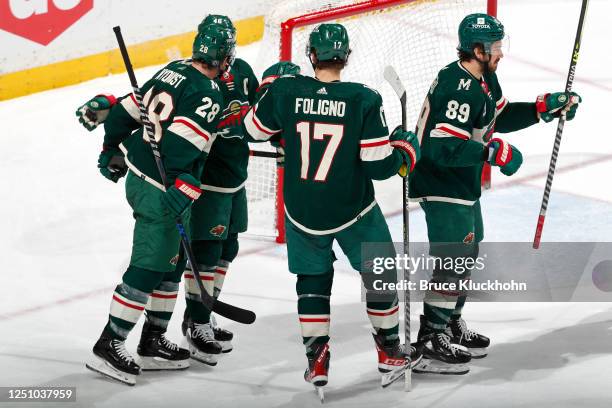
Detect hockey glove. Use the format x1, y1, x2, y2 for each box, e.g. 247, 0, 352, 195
164, 174, 202, 217
256, 61, 301, 96
76, 94, 117, 131
487, 138, 523, 176
390, 126, 421, 177
98, 146, 127, 183
535, 92, 581, 123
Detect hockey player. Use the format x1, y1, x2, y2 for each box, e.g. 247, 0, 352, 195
84, 25, 233, 385
243, 23, 422, 394
77, 15, 261, 365
409, 13, 581, 374
179, 14, 260, 364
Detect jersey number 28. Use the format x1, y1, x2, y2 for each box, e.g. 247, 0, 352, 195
142, 87, 174, 143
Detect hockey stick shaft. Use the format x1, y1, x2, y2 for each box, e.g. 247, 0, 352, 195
383, 65, 411, 391
113, 26, 255, 324
533, 0, 589, 249
249, 150, 281, 158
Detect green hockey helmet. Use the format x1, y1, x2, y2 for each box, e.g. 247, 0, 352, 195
192, 25, 236, 68
457, 13, 505, 55
198, 14, 236, 36
306, 23, 351, 64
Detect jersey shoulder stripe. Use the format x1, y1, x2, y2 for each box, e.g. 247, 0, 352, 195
432, 123, 471, 140
120, 94, 141, 122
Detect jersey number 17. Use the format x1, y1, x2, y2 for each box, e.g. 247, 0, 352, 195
296, 121, 344, 182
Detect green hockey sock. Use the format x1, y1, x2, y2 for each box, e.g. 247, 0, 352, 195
105, 265, 164, 340
297, 272, 333, 354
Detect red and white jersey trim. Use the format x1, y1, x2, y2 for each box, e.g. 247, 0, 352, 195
360, 136, 393, 161
244, 104, 281, 141
431, 123, 471, 140
167, 116, 211, 151
496, 96, 508, 114
256, 75, 279, 92
120, 94, 142, 122
299, 314, 331, 337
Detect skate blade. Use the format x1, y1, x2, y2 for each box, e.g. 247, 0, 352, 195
413, 358, 469, 375
137, 356, 190, 371
218, 340, 233, 353
189, 347, 219, 366
380, 354, 423, 388
467, 347, 488, 359
381, 365, 408, 388
85, 357, 137, 386
315, 386, 325, 403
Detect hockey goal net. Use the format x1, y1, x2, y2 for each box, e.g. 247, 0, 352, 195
246, 0, 497, 242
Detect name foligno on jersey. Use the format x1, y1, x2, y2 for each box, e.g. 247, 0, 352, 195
295, 97, 346, 118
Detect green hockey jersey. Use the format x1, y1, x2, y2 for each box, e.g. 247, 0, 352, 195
103, 59, 223, 190
244, 74, 404, 234
201, 58, 259, 192
409, 60, 539, 204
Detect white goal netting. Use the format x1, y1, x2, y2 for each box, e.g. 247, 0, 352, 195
245, 0, 492, 239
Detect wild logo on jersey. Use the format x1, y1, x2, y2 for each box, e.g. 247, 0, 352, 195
216, 99, 250, 139
210, 224, 227, 237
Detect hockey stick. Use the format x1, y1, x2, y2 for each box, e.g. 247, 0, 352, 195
249, 150, 281, 158
532, 0, 589, 249
383, 65, 411, 392
113, 26, 255, 324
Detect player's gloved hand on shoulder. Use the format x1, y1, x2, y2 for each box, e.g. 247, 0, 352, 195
76, 94, 117, 131
535, 92, 581, 123
98, 146, 127, 183
487, 138, 523, 176
256, 61, 301, 95
390, 125, 421, 177
164, 174, 202, 217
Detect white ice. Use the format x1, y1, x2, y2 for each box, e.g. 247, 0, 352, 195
1, 0, 612, 407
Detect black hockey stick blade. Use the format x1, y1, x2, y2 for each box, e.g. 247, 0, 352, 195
213, 298, 256, 324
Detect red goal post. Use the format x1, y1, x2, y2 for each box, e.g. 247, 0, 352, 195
272, 0, 497, 243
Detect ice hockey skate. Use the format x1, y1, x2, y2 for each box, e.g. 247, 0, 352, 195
86, 331, 141, 386
413, 316, 471, 375
136, 321, 190, 371
373, 333, 423, 387
210, 315, 234, 353
182, 318, 223, 366
304, 343, 330, 403
446, 317, 490, 358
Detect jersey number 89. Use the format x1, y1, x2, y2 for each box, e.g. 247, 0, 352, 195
445, 100, 470, 123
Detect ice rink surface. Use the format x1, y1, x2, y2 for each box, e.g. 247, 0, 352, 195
1, 0, 612, 407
